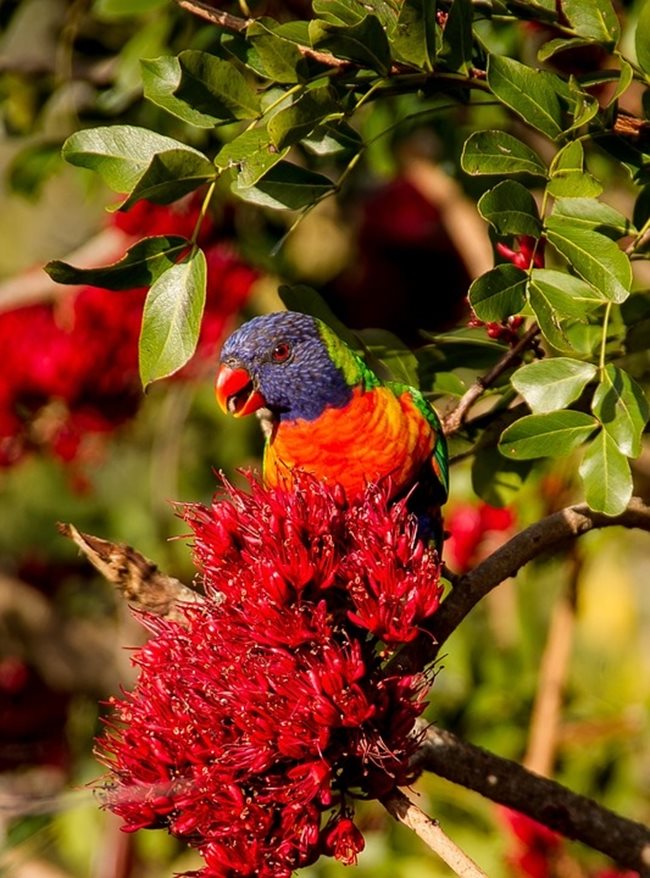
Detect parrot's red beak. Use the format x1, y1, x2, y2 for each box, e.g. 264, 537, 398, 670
215, 364, 266, 417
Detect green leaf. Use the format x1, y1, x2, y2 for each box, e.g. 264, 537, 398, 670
562, 0, 620, 48
302, 122, 362, 157
472, 448, 532, 507
545, 216, 632, 303
267, 87, 340, 150
547, 141, 602, 198
246, 19, 305, 82
469, 264, 527, 321
439, 0, 473, 74
567, 83, 600, 132
214, 127, 289, 187
232, 161, 334, 210
172, 50, 261, 121
528, 283, 574, 351
547, 172, 602, 198
391, 0, 437, 70
636, 0, 650, 75
356, 328, 420, 386
512, 357, 597, 413
538, 36, 596, 62
551, 197, 633, 239
579, 430, 632, 515
219, 31, 270, 77
487, 55, 564, 139
312, 0, 364, 25
309, 15, 392, 74
477, 180, 541, 236
139, 248, 207, 389
592, 364, 649, 456
45, 236, 188, 289
62, 125, 209, 194
606, 58, 634, 106
116, 149, 216, 210
529, 268, 606, 321
499, 411, 599, 460
141, 57, 220, 128
461, 130, 547, 178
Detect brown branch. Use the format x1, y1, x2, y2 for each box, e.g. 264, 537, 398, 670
442, 323, 540, 435
174, 0, 352, 69
415, 724, 650, 874
430, 496, 650, 653
58, 524, 204, 622
381, 789, 488, 877
174, 0, 249, 32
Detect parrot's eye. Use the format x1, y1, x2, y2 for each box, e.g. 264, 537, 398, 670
271, 342, 292, 363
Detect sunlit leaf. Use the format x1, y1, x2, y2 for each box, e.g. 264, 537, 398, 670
477, 180, 541, 236
469, 265, 527, 321
487, 55, 563, 139
592, 364, 649, 456
461, 131, 547, 178
499, 411, 599, 459
545, 216, 631, 302
139, 248, 207, 388
512, 357, 596, 413
45, 236, 189, 289
579, 430, 632, 515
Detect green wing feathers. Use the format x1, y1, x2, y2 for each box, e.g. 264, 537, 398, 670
399, 384, 449, 501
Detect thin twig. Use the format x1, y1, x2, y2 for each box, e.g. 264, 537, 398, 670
524, 554, 580, 776
381, 789, 488, 878
415, 724, 650, 874
175, 0, 249, 32
442, 323, 540, 435
174, 0, 352, 69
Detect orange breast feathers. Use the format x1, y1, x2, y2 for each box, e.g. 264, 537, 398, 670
263, 386, 436, 499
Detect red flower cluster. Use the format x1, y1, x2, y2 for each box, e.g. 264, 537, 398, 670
446, 501, 515, 574
0, 199, 256, 470
98, 474, 443, 878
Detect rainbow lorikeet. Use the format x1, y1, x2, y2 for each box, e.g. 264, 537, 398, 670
215, 311, 448, 543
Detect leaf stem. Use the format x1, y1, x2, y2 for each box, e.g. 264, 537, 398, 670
190, 178, 218, 247
599, 300, 613, 375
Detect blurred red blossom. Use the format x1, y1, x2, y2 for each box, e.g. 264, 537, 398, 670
98, 473, 443, 878
0, 198, 256, 471
446, 501, 516, 574
499, 808, 639, 878
500, 808, 562, 878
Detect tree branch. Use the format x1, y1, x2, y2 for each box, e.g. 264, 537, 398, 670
415, 724, 650, 874
381, 788, 488, 877
173, 0, 352, 69
429, 496, 650, 652
442, 323, 540, 435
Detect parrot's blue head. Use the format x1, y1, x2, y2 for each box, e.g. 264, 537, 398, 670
216, 311, 362, 422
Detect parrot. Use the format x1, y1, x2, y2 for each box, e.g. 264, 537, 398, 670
215, 311, 448, 545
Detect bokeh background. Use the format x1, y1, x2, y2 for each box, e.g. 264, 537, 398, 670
0, 1, 648, 876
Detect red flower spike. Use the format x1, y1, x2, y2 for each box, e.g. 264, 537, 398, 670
98, 472, 439, 877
